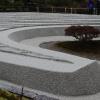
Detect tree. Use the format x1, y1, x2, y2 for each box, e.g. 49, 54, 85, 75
65, 26, 100, 41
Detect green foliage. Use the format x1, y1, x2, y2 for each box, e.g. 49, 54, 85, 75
0, 0, 91, 7
0, 89, 29, 100
0, 0, 96, 11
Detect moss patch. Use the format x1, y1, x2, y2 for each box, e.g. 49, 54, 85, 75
0, 89, 29, 100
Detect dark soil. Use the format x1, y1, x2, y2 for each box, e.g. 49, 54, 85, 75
40, 40, 100, 60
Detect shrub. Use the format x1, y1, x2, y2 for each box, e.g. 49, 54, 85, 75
65, 26, 100, 41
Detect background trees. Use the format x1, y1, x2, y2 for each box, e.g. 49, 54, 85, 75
0, 0, 97, 11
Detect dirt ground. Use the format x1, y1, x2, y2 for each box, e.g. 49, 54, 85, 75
40, 40, 100, 60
